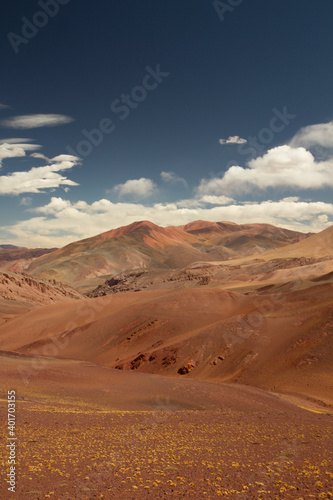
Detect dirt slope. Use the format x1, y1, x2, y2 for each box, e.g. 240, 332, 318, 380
0, 271, 83, 324
247, 225, 333, 261
0, 284, 332, 405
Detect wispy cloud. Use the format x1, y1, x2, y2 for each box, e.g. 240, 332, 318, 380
30, 152, 50, 161
0, 154, 80, 195
0, 138, 35, 144
160, 171, 188, 188
0, 114, 74, 129
20, 196, 33, 207
219, 135, 247, 145
0, 142, 42, 167
113, 178, 157, 198
0, 103, 10, 110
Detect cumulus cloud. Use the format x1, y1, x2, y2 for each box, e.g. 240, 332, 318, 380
0, 114, 74, 129
33, 197, 73, 214
0, 141, 42, 166
0, 154, 80, 195
198, 145, 333, 195
113, 178, 157, 198
160, 171, 188, 188
1, 196, 332, 247
290, 121, 333, 149
219, 136, 247, 145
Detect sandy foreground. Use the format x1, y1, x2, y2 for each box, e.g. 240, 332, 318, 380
0, 354, 332, 499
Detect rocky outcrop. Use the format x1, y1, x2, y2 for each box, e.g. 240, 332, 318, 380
0, 271, 83, 306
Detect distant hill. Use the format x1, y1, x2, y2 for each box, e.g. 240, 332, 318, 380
0, 247, 57, 275
258, 225, 333, 260
0, 244, 23, 249
24, 220, 311, 287
0, 247, 57, 262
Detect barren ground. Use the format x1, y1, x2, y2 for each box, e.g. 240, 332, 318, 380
0, 355, 332, 499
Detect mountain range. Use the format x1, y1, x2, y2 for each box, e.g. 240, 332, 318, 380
0, 220, 332, 407
4, 220, 312, 289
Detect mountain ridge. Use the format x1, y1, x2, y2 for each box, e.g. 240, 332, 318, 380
21, 220, 315, 288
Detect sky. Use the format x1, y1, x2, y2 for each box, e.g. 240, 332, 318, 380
0, 0, 333, 248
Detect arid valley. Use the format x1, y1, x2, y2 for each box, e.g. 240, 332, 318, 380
0, 220, 332, 499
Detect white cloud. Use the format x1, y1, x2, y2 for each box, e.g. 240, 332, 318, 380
0, 103, 10, 110
0, 138, 35, 144
176, 195, 235, 207
198, 195, 235, 205
20, 196, 33, 206
34, 197, 72, 214
113, 178, 157, 198
198, 145, 333, 195
0, 142, 42, 166
281, 196, 300, 203
30, 152, 50, 161
160, 171, 188, 187
0, 154, 80, 195
174, 198, 203, 208
219, 136, 247, 145
0, 114, 74, 129
49, 154, 79, 163
290, 121, 333, 149
2, 196, 332, 247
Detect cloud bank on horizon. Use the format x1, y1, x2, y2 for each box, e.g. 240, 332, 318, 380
0, 118, 332, 247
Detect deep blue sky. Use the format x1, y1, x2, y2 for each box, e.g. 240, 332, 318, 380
0, 1, 332, 247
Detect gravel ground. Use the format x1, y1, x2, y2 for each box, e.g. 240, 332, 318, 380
1, 399, 332, 499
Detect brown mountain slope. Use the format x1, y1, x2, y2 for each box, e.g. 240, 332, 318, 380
226, 225, 333, 266
259, 224, 333, 259
0, 247, 56, 273
1, 284, 332, 405
24, 220, 309, 287
86, 254, 333, 299
85, 225, 332, 297
182, 220, 310, 248
0, 271, 84, 324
